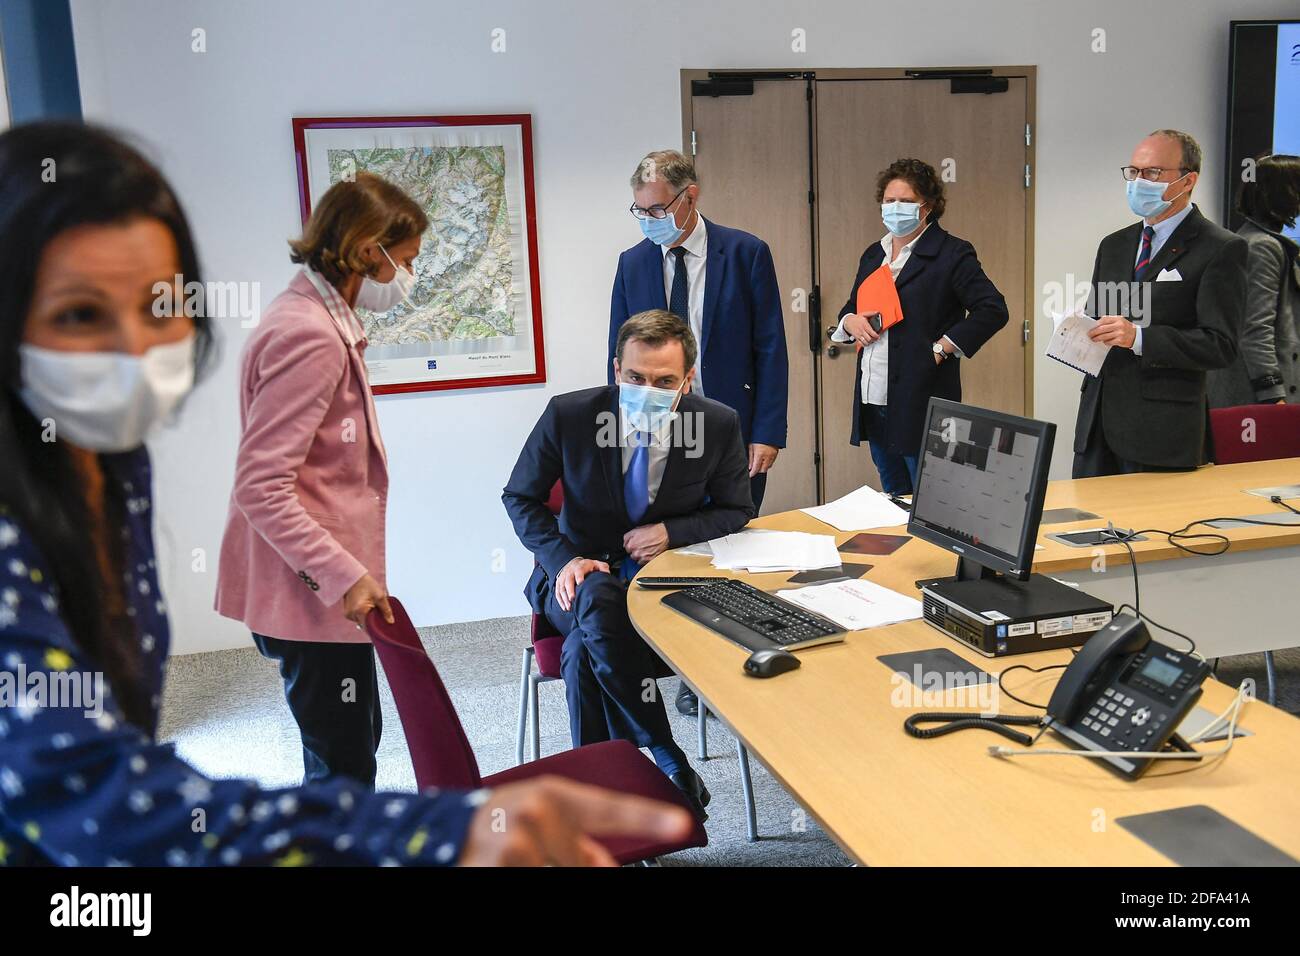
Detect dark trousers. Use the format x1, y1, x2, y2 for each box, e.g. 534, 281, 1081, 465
539, 571, 678, 753
1072, 406, 1196, 478
860, 403, 919, 496
252, 633, 382, 790
750, 472, 767, 512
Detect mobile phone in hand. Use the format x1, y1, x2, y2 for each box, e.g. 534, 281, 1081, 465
867, 313, 883, 334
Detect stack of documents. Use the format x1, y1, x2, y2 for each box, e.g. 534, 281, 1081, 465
708, 529, 841, 573
776, 578, 923, 631
1046, 309, 1111, 377
800, 485, 909, 532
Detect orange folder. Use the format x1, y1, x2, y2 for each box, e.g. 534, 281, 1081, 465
853, 262, 904, 349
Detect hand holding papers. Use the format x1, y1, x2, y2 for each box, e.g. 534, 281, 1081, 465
776, 579, 923, 631
1046, 309, 1110, 377
800, 485, 909, 532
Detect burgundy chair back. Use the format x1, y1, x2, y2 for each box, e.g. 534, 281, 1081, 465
545, 479, 565, 516
1210, 404, 1300, 465
532, 481, 566, 649
366, 596, 482, 791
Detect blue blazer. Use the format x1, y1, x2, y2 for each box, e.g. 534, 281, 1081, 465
608, 218, 789, 449
839, 222, 1009, 456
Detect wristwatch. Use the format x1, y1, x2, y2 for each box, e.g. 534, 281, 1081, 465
932, 342, 950, 361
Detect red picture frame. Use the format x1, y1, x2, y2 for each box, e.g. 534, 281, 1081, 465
291, 114, 546, 394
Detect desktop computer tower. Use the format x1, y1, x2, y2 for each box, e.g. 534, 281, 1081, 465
920, 573, 1113, 657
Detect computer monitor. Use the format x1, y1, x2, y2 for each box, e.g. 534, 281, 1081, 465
908, 398, 1056, 582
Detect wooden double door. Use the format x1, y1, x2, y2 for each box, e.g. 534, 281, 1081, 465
682, 67, 1035, 513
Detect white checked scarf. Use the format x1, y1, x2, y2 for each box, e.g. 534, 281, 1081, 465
301, 267, 368, 349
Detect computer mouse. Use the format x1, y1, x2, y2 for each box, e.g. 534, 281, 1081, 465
744, 648, 801, 678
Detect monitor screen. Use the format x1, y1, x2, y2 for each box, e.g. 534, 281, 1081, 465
908, 399, 1055, 579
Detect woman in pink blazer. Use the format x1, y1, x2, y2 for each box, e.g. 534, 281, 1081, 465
216, 173, 425, 789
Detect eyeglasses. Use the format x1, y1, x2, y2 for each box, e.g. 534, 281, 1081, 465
630, 186, 689, 220
1121, 166, 1191, 182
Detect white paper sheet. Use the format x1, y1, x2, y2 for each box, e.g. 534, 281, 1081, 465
800, 484, 910, 532
775, 578, 923, 631
708, 529, 841, 573
673, 541, 714, 557
1047, 309, 1110, 377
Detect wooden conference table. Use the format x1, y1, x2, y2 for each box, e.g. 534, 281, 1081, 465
627, 459, 1300, 865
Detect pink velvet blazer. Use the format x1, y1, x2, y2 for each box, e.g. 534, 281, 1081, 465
215, 271, 388, 643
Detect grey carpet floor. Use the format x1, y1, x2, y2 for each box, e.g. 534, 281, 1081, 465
158, 615, 850, 866
158, 617, 1299, 867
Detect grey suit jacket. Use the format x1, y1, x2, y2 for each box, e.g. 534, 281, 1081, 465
1207, 218, 1300, 407
1074, 205, 1247, 468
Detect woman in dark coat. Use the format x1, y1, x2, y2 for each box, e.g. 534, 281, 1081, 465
831, 158, 1010, 494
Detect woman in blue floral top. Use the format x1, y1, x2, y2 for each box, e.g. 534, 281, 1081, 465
0, 123, 688, 867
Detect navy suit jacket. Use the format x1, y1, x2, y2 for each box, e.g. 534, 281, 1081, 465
502, 385, 755, 614
839, 222, 1009, 456
608, 218, 789, 448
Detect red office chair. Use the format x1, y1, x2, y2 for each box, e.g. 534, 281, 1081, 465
366, 596, 707, 864
515, 481, 568, 765
1209, 403, 1300, 464
514, 481, 761, 841
1208, 402, 1300, 705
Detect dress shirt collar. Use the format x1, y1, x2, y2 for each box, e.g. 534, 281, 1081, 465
1146, 201, 1194, 244
619, 399, 679, 446
661, 213, 708, 260
880, 221, 931, 261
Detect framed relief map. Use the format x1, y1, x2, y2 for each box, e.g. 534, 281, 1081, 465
291, 114, 545, 393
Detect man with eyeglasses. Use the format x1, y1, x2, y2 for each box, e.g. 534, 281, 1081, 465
1072, 129, 1247, 478
610, 150, 789, 717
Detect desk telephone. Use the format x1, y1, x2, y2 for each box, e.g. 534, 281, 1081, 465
1046, 614, 1211, 778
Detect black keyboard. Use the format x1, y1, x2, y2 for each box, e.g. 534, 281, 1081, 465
662, 579, 846, 652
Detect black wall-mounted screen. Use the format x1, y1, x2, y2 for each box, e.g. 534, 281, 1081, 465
1225, 20, 1300, 241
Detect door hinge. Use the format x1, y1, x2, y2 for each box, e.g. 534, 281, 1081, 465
1023, 318, 1031, 344
813, 451, 822, 464
690, 130, 697, 156
1024, 164, 1031, 188
1025, 123, 1031, 147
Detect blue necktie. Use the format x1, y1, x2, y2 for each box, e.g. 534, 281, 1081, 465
668, 246, 689, 322
624, 431, 651, 525
621, 432, 651, 581
1134, 225, 1156, 280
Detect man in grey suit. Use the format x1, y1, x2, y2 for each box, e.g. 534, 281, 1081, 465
1073, 129, 1248, 477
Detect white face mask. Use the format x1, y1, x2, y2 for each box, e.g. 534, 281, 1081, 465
355, 245, 416, 313
18, 334, 196, 452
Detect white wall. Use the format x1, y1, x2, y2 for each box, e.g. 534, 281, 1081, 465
69, 0, 1277, 654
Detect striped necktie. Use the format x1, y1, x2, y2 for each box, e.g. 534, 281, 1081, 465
1134, 225, 1156, 281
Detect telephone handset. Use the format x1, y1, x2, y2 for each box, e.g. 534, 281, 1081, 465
1045, 613, 1210, 779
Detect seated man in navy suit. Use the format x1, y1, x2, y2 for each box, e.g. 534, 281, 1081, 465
503, 311, 754, 818
610, 149, 788, 716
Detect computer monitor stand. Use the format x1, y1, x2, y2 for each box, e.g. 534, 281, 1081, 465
955, 555, 998, 582
916, 555, 1000, 590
